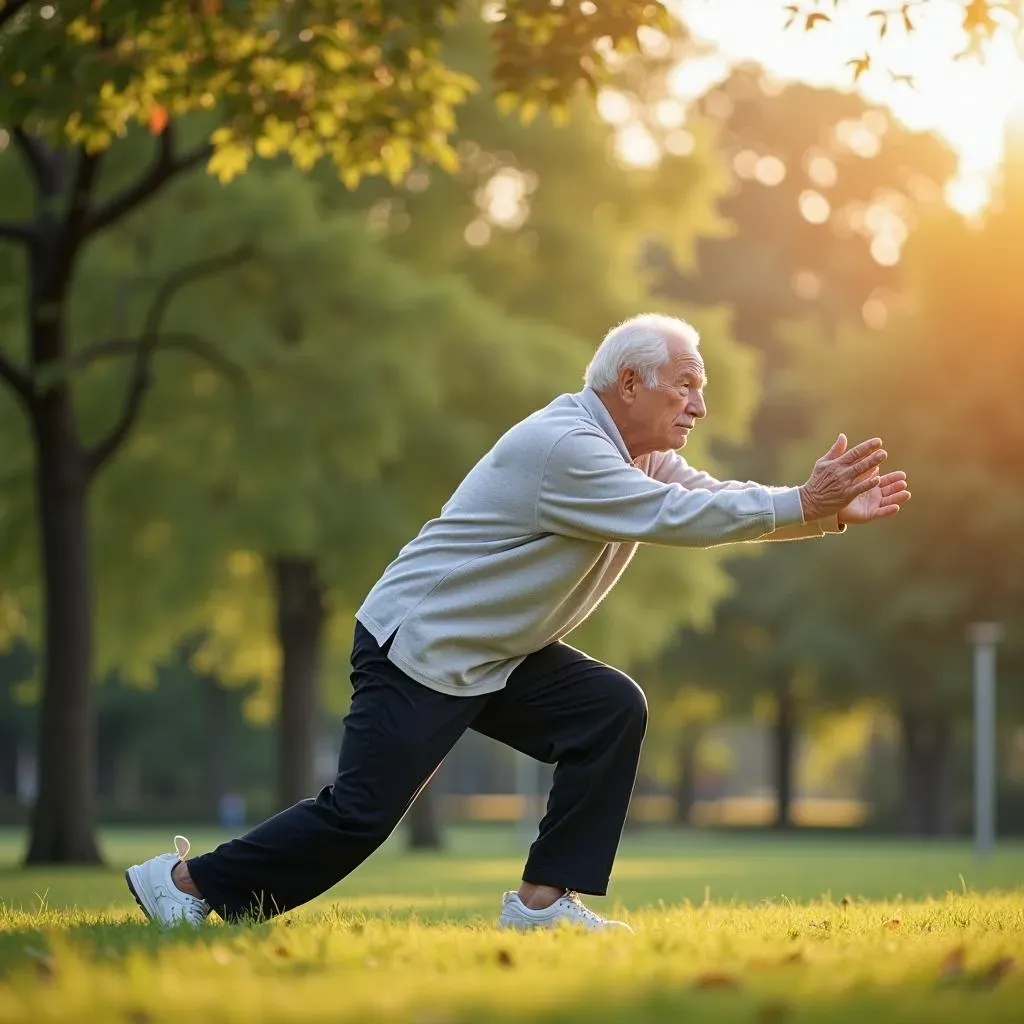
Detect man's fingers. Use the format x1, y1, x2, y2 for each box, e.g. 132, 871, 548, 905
850, 449, 887, 476
824, 433, 848, 460
851, 473, 882, 498
878, 470, 907, 485
880, 488, 911, 506
840, 437, 883, 464
872, 504, 901, 519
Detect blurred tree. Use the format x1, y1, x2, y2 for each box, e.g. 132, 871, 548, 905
764, 128, 1024, 831
659, 63, 956, 479
644, 67, 956, 828
0, 0, 684, 864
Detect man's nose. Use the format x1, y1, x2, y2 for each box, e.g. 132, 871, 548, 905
688, 392, 707, 418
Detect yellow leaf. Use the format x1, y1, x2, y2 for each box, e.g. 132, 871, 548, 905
549, 102, 570, 126
208, 142, 252, 183
519, 99, 540, 126
382, 142, 412, 184
341, 165, 362, 190
254, 136, 279, 159
496, 91, 519, 115
289, 132, 324, 170
313, 110, 339, 137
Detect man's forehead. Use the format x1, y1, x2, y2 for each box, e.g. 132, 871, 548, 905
670, 350, 706, 382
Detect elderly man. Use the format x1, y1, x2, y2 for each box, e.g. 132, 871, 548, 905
126, 314, 909, 931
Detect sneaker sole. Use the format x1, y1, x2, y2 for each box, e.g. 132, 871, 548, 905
124, 867, 153, 921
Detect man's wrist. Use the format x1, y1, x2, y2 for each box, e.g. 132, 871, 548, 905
797, 485, 816, 522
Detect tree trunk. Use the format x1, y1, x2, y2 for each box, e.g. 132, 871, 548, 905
25, 401, 101, 863
673, 726, 699, 826
899, 707, 953, 836
773, 675, 796, 831
272, 556, 326, 811
407, 775, 445, 850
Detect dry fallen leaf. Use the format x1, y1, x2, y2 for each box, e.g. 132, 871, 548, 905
940, 946, 966, 979
26, 947, 56, 982
885, 917, 901, 930
981, 956, 1015, 987
274, 945, 290, 958
692, 971, 741, 991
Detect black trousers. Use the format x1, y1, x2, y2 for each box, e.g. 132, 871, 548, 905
188, 622, 648, 921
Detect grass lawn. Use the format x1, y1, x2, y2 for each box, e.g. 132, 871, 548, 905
1, 825, 1023, 1021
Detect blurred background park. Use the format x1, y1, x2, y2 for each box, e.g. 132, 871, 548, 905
0, 0, 1022, 870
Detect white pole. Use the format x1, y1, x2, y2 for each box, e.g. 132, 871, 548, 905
967, 622, 1003, 858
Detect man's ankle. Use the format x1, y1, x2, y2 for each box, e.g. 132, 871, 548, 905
518, 882, 564, 911
171, 861, 204, 900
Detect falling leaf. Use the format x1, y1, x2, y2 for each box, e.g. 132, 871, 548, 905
496, 948, 514, 968
940, 946, 966, 979
889, 71, 917, 90
901, 4, 915, 31
847, 53, 871, 82
26, 946, 56, 982
981, 956, 1014, 987
962, 0, 999, 36
692, 971, 741, 990
783, 4, 799, 28
148, 105, 168, 136
805, 12, 831, 29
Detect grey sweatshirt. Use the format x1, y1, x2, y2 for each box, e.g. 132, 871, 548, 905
356, 386, 843, 696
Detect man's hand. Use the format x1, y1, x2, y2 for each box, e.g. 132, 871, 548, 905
837, 469, 911, 524
798, 434, 891, 522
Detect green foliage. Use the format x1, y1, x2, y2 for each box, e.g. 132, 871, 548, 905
0, 0, 677, 184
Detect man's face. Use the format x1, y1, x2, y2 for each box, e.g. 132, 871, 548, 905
623, 339, 707, 454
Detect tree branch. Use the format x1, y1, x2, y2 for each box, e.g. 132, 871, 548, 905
86, 245, 254, 475
11, 125, 51, 193
64, 147, 103, 243
0, 348, 34, 410
73, 331, 247, 389
0, 0, 32, 33
83, 125, 213, 238
0, 221, 33, 245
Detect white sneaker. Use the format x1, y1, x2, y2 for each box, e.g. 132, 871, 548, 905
125, 835, 210, 927
497, 890, 633, 932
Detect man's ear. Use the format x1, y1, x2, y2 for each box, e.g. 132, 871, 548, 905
619, 368, 639, 404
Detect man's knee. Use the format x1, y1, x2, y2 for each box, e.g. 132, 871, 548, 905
598, 668, 648, 736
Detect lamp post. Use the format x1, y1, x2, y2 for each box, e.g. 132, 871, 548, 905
967, 622, 1003, 858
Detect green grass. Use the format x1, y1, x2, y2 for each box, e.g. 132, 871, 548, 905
1, 826, 1023, 1021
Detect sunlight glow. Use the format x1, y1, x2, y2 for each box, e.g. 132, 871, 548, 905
677, 0, 1024, 216
616, 123, 662, 168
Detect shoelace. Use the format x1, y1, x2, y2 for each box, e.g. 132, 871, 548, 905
181, 896, 210, 926
562, 891, 602, 923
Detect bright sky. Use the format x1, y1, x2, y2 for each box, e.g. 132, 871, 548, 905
672, 0, 1024, 214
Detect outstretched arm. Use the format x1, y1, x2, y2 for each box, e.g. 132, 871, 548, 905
646, 449, 845, 541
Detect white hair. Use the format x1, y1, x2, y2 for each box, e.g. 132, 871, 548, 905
583, 314, 700, 392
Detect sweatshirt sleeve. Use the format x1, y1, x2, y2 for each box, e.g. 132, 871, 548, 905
647, 449, 846, 541
536, 430, 805, 547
